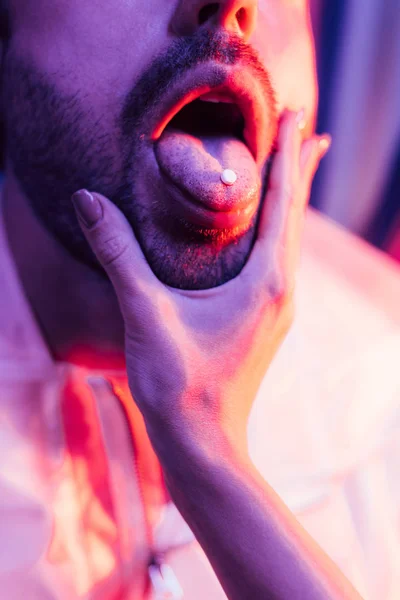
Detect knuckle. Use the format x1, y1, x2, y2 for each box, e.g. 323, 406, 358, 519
266, 270, 287, 304
265, 270, 296, 312
97, 233, 130, 267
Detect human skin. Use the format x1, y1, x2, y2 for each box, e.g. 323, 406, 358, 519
1, 1, 362, 597
2, 0, 316, 367
71, 111, 362, 599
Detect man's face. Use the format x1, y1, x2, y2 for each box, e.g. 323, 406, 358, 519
2, 0, 317, 289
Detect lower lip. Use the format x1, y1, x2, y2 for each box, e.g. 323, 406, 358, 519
160, 173, 258, 230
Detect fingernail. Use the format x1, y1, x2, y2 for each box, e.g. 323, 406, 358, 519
296, 108, 307, 131
319, 134, 332, 153
71, 189, 103, 228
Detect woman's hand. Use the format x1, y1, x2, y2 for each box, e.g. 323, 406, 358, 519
70, 117, 365, 600
72, 110, 330, 456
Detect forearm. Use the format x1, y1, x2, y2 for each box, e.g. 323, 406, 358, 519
155, 428, 363, 600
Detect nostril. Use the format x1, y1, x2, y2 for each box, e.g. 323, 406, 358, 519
236, 7, 246, 29
198, 3, 220, 26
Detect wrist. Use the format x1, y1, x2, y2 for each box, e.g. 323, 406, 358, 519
161, 430, 253, 512
145, 410, 250, 481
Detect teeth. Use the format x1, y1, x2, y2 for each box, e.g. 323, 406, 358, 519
199, 98, 220, 103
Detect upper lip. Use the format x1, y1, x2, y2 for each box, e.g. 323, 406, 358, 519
151, 62, 273, 166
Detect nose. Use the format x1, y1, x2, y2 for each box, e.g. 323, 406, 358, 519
170, 0, 258, 41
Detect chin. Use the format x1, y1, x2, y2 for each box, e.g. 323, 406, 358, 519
125, 206, 258, 290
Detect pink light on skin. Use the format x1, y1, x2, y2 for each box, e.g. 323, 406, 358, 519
151, 66, 276, 167
63, 346, 126, 372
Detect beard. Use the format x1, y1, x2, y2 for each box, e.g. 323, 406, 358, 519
2, 29, 276, 290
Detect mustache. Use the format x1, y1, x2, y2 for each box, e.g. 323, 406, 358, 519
120, 28, 275, 136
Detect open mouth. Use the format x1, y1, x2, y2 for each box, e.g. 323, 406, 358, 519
163, 91, 248, 152
169, 95, 245, 143
150, 64, 275, 229
152, 82, 261, 162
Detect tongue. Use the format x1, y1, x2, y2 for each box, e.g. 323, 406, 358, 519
155, 128, 261, 212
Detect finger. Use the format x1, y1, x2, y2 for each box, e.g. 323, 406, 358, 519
258, 111, 303, 233
71, 189, 158, 314
244, 110, 303, 291
255, 110, 302, 250
284, 135, 331, 276
279, 133, 332, 285
300, 134, 332, 192
281, 132, 332, 243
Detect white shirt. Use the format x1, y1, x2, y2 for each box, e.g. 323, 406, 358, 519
1, 189, 400, 599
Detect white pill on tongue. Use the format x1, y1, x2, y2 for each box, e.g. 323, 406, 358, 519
155, 128, 261, 212
221, 169, 237, 186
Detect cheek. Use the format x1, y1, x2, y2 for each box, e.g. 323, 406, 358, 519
271, 36, 317, 122
8, 0, 172, 110
253, 2, 317, 122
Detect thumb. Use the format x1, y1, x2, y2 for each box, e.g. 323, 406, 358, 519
71, 189, 157, 312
